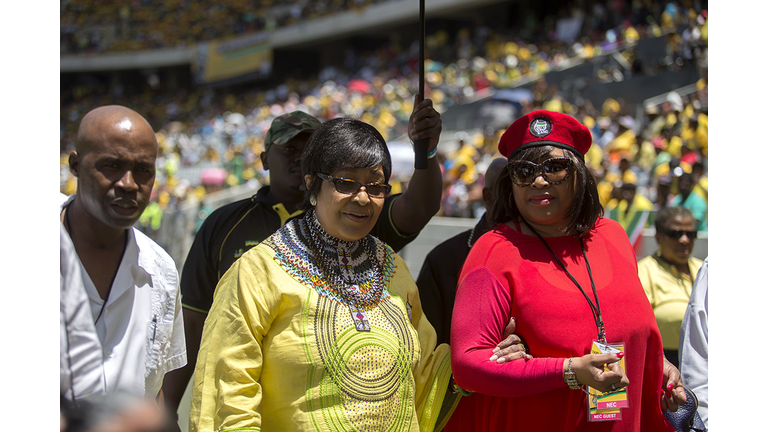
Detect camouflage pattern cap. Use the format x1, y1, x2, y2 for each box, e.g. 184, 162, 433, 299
264, 111, 322, 152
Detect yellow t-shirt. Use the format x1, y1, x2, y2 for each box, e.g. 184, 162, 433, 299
637, 255, 703, 350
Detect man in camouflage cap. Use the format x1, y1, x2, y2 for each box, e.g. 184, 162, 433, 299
263, 110, 321, 153
162, 99, 446, 430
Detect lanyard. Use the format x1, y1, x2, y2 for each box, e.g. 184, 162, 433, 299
520, 219, 607, 343
64, 202, 127, 325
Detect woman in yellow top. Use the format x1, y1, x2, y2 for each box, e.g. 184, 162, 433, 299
190, 113, 469, 432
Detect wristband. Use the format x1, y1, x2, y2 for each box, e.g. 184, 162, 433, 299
450, 374, 473, 396
426, 147, 438, 159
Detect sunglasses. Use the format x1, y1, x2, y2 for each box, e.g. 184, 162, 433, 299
508, 157, 572, 187
661, 229, 697, 240
317, 173, 391, 198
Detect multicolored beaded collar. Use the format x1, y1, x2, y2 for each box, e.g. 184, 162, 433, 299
263, 209, 396, 315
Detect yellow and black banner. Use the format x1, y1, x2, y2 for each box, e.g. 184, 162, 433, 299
193, 32, 273, 84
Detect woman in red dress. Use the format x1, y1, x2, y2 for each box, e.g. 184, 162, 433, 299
449, 110, 686, 431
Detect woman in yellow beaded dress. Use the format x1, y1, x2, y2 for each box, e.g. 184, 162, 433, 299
190, 113, 461, 432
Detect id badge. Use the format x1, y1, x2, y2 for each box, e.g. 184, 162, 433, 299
587, 340, 626, 422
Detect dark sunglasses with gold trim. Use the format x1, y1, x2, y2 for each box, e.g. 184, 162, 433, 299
507, 157, 572, 187
661, 229, 697, 240
317, 173, 391, 198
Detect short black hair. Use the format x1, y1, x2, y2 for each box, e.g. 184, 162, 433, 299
654, 206, 694, 232
300, 117, 392, 210
487, 145, 603, 237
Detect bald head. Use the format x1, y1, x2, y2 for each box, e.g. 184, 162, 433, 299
76, 105, 157, 156
69, 105, 158, 231
482, 157, 507, 209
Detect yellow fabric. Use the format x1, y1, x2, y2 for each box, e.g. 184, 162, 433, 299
190, 242, 456, 432
635, 140, 658, 171
597, 181, 614, 207
637, 255, 703, 350
584, 144, 604, 171
605, 193, 653, 233
271, 203, 304, 227
667, 136, 683, 158
695, 114, 708, 156
604, 169, 638, 186
602, 98, 620, 117
693, 177, 708, 202
450, 152, 478, 184
606, 129, 636, 153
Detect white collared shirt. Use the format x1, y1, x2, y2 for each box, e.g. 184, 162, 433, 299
60, 223, 105, 403
61, 194, 186, 398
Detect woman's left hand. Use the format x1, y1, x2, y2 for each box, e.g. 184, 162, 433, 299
490, 317, 533, 363
660, 357, 687, 412
408, 95, 442, 153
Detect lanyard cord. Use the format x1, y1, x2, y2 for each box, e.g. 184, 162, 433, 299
519, 218, 606, 343
64, 202, 127, 325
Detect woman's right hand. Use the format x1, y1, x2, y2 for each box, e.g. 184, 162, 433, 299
567, 353, 629, 394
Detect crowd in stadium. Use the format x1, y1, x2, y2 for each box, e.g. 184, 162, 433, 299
61, 0, 396, 54
60, 0, 708, 239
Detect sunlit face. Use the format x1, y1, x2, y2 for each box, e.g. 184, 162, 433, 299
656, 215, 697, 267
512, 148, 576, 234
71, 117, 158, 230
308, 165, 387, 242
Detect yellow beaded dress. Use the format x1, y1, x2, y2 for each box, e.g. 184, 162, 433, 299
190, 211, 458, 432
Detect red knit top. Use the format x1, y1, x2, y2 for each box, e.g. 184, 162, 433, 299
449, 218, 676, 431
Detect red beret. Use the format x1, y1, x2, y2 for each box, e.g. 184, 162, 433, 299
498, 110, 593, 159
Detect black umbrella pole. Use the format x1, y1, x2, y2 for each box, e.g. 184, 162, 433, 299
414, 0, 429, 169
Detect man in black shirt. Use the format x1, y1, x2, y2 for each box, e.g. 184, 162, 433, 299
162, 97, 444, 427
416, 157, 507, 345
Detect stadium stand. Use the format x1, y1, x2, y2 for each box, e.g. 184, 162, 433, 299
60, 0, 708, 272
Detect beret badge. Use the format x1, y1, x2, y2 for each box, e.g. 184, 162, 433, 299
530, 117, 552, 137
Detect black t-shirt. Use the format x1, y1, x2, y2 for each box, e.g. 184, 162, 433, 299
180, 186, 417, 312
415, 215, 491, 345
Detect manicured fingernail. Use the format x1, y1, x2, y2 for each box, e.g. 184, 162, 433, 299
489, 355, 498, 361
667, 383, 674, 390
616, 352, 625, 359
496, 357, 506, 364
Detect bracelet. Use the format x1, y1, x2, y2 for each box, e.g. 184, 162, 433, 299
564, 358, 582, 390
565, 358, 626, 395
449, 374, 473, 397
426, 147, 438, 159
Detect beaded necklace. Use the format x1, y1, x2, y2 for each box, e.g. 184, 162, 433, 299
263, 209, 395, 331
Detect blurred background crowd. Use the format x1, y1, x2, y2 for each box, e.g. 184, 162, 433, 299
60, 0, 708, 261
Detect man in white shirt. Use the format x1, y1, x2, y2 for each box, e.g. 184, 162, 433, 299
60, 105, 186, 402
679, 257, 708, 428
60, 222, 104, 404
